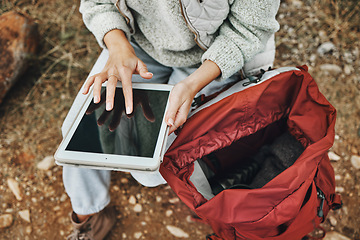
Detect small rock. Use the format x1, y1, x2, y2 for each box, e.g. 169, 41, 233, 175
156, 196, 162, 202
328, 216, 337, 226
328, 151, 341, 161
334, 175, 341, 181
7, 178, 23, 201
5, 208, 13, 213
133, 204, 142, 213
351, 155, 360, 169
186, 215, 193, 223
344, 65, 353, 75
134, 232, 142, 239
319, 64, 342, 75
60, 193, 68, 202
289, 0, 303, 7
53, 206, 61, 211
317, 42, 336, 55
129, 195, 136, 205
120, 178, 129, 184
169, 197, 179, 204
37, 156, 55, 170
112, 185, 120, 191
166, 225, 189, 238
335, 186, 344, 193
323, 231, 351, 240
165, 210, 173, 217
18, 210, 30, 222
25, 226, 32, 234
0, 214, 13, 228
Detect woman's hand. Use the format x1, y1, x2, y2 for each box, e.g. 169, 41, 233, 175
82, 29, 153, 114
165, 60, 221, 134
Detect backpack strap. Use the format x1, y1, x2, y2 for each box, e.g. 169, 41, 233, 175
330, 193, 342, 210
206, 233, 223, 240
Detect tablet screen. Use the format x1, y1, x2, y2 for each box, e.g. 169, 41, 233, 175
65, 87, 170, 158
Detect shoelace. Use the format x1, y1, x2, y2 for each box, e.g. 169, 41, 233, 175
67, 224, 94, 240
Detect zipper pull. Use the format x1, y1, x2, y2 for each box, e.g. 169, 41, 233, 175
191, 94, 206, 107
242, 76, 261, 87
317, 187, 325, 218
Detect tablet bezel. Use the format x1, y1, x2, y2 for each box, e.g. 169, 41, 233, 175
55, 82, 173, 171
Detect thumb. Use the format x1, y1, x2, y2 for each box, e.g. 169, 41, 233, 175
137, 60, 153, 79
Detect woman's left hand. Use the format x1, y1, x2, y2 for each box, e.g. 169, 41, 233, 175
165, 80, 197, 134
165, 60, 222, 134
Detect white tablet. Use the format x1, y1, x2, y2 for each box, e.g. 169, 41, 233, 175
55, 82, 173, 172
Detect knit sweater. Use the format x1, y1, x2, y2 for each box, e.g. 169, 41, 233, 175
79, 0, 280, 80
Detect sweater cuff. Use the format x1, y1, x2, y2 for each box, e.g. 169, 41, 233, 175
201, 35, 244, 81
87, 11, 131, 49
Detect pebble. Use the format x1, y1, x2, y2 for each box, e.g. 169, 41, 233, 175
19, 210, 31, 223
169, 197, 179, 204
344, 65, 353, 75
165, 210, 173, 217
186, 215, 193, 223
156, 196, 162, 202
328, 216, 337, 226
334, 175, 341, 181
335, 186, 344, 193
0, 214, 13, 228
323, 231, 351, 240
129, 195, 136, 205
134, 232, 142, 239
121, 178, 129, 184
133, 204, 142, 213
37, 156, 55, 170
60, 193, 68, 202
350, 155, 360, 169
317, 42, 336, 55
319, 64, 342, 75
328, 151, 341, 161
112, 185, 120, 191
166, 225, 189, 238
25, 226, 32, 234
7, 178, 23, 201
53, 206, 61, 211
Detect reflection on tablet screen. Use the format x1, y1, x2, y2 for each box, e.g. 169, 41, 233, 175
66, 87, 169, 158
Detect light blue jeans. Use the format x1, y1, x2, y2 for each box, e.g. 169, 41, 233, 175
62, 40, 275, 215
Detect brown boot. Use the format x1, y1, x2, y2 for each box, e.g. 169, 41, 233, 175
67, 206, 116, 240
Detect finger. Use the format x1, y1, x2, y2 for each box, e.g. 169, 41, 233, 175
105, 75, 118, 111
93, 75, 106, 103
86, 91, 106, 114
137, 60, 153, 79
82, 75, 96, 94
118, 67, 133, 114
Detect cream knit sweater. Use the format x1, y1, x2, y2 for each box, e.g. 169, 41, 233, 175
80, 0, 280, 80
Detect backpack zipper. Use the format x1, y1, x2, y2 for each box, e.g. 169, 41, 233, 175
316, 187, 325, 218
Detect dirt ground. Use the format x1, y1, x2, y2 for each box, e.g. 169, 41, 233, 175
0, 0, 359, 239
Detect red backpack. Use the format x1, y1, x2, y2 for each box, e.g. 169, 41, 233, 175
160, 66, 342, 240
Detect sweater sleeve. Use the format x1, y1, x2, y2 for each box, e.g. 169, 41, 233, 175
79, 0, 131, 48
201, 0, 280, 80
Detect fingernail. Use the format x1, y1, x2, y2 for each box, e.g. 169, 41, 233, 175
126, 106, 132, 114
168, 118, 175, 126
147, 72, 153, 76
106, 102, 112, 111
94, 96, 99, 103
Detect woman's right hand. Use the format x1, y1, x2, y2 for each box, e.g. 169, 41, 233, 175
82, 29, 153, 114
